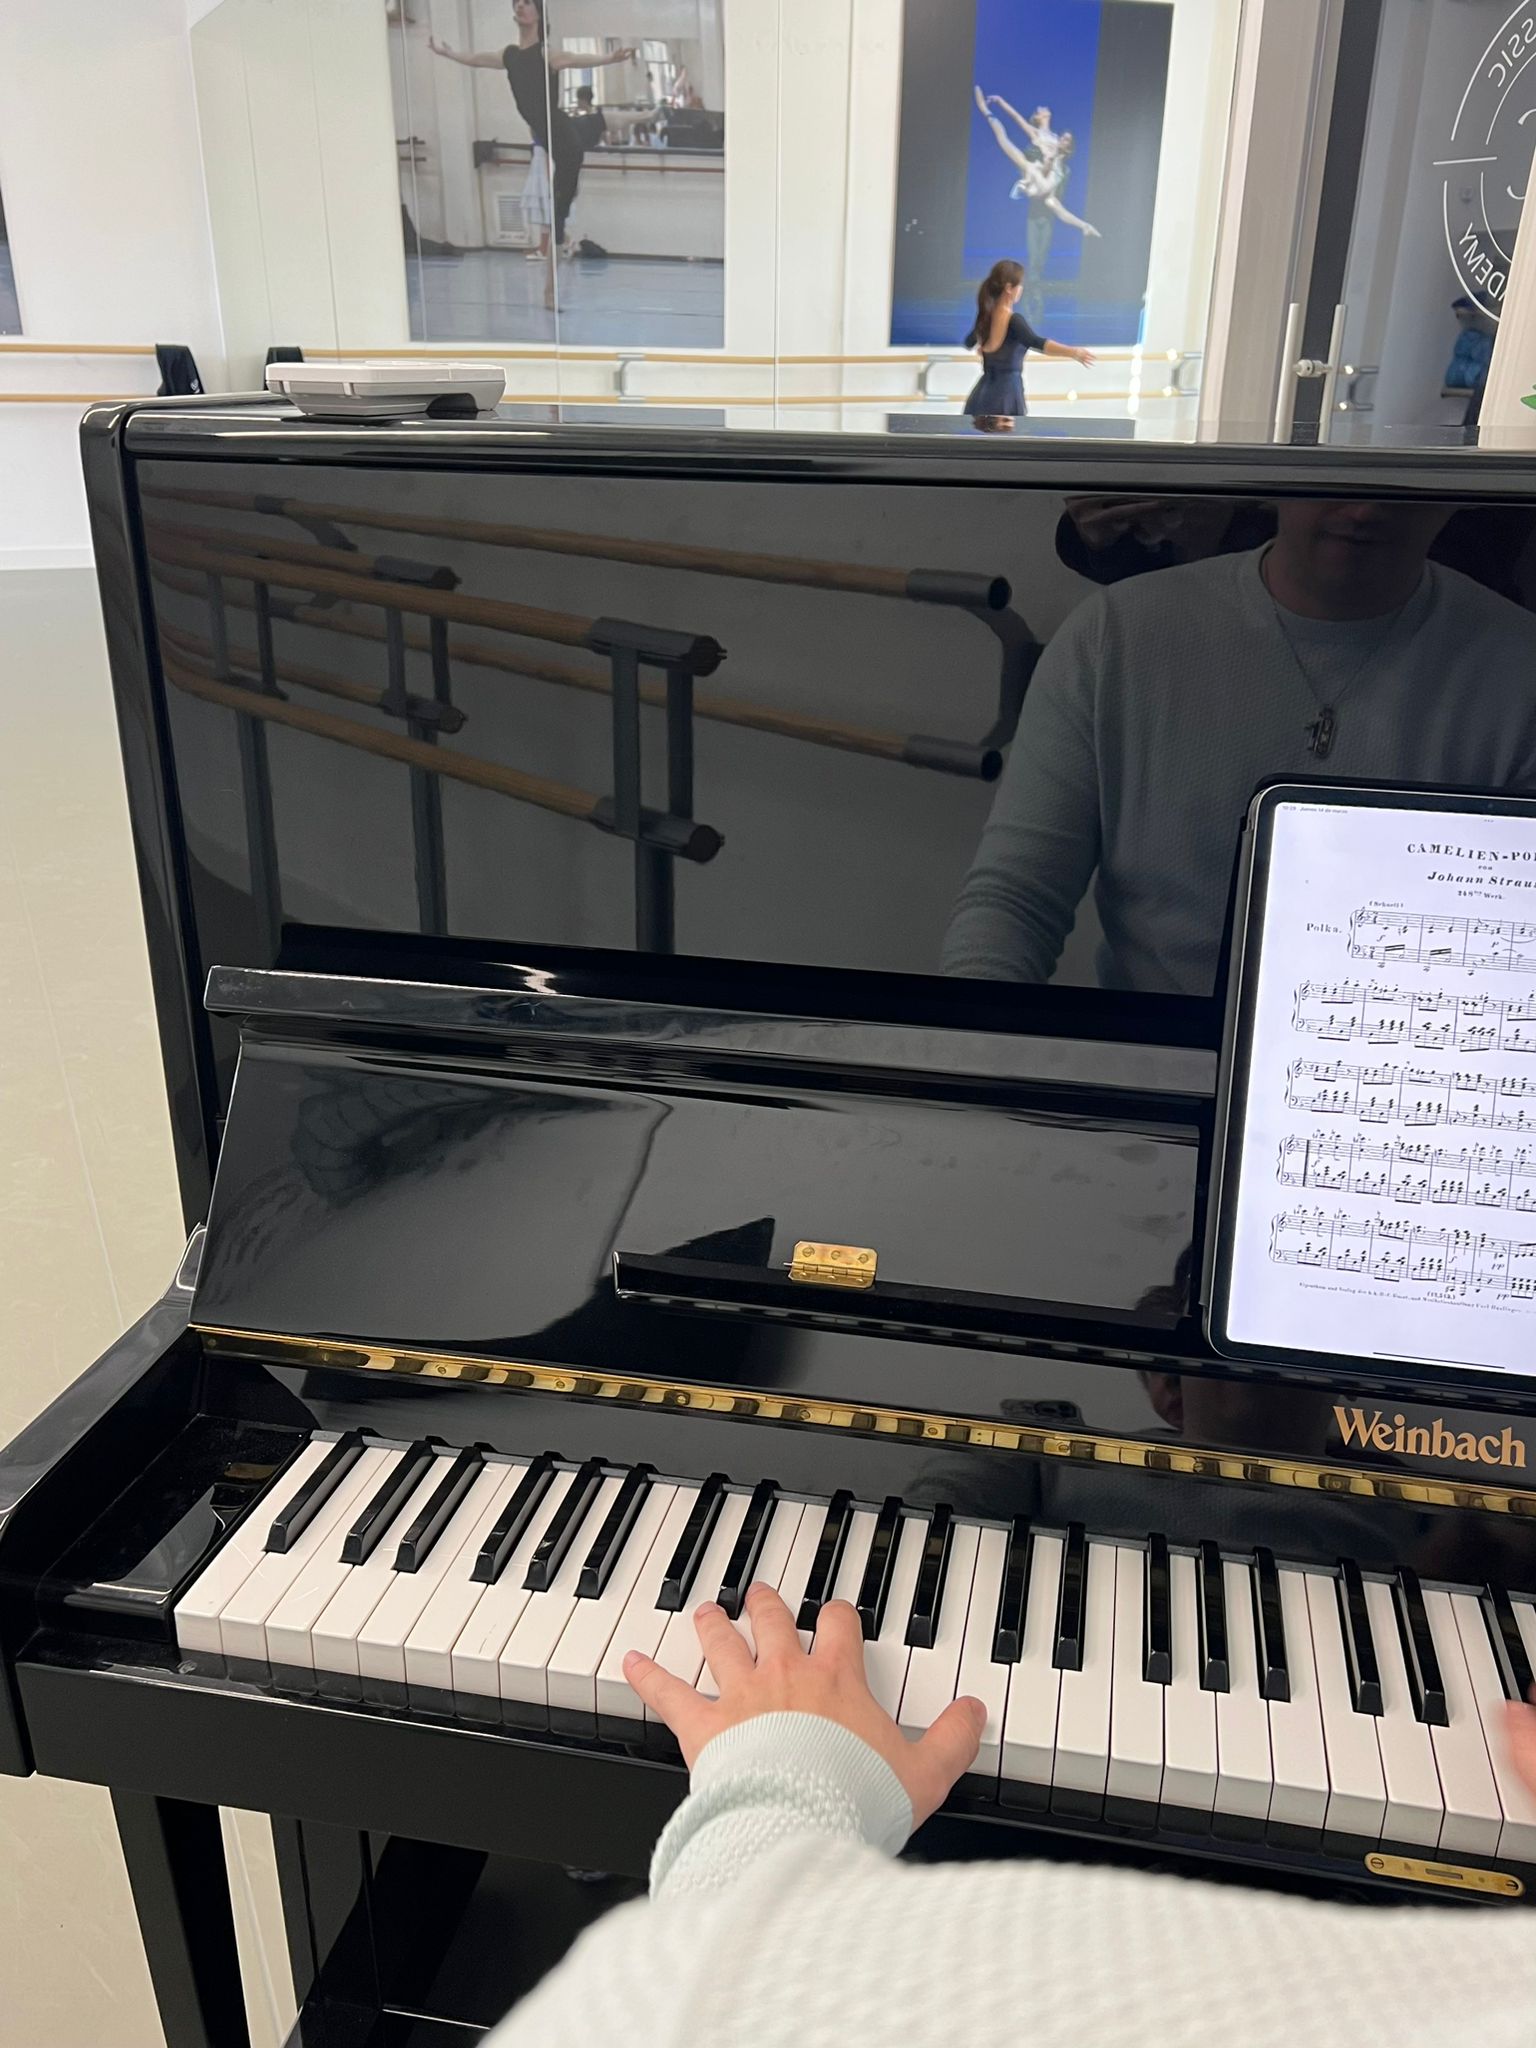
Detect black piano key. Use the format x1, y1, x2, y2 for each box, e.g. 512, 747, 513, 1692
1393, 1567, 1448, 1728
1142, 1533, 1172, 1686
1053, 1522, 1088, 1673
1196, 1540, 1229, 1693
471, 1454, 557, 1585
656, 1472, 727, 1611
1252, 1546, 1290, 1704
264, 1431, 366, 1554
524, 1457, 605, 1591
393, 1446, 484, 1573
797, 1489, 855, 1630
905, 1505, 954, 1650
1480, 1582, 1536, 1705
716, 1480, 779, 1620
1336, 1558, 1383, 1717
992, 1515, 1032, 1663
577, 1464, 655, 1599
857, 1496, 905, 1641
340, 1439, 435, 1564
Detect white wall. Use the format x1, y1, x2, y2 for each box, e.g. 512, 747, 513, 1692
0, 0, 223, 566
192, 0, 409, 387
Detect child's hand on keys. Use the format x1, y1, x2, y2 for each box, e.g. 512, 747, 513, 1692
624, 1582, 984, 1826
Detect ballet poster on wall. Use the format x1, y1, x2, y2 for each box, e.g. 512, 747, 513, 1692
891, 0, 1172, 350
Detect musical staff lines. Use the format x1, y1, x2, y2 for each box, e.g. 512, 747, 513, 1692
1287, 1058, 1536, 1129
1269, 1206, 1536, 1298
1293, 980, 1536, 1054
1350, 908, 1536, 972
1277, 1131, 1536, 1211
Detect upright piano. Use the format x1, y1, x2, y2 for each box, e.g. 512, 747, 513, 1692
5, 401, 1536, 2047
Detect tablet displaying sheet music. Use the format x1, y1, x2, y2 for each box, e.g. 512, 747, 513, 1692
1206, 781, 1536, 1383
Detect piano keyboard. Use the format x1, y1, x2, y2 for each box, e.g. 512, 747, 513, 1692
174, 1434, 1536, 1864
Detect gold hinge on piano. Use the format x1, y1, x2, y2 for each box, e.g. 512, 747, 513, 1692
789, 1241, 878, 1290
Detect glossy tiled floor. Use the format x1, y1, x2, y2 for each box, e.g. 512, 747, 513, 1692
0, 568, 294, 2046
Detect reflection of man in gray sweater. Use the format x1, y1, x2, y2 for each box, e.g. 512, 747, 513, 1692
944, 501, 1536, 997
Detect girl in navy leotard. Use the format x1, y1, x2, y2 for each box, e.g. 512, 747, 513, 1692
963, 259, 1095, 430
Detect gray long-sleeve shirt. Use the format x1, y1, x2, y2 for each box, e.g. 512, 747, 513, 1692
486, 1712, 1536, 2047
943, 547, 1536, 996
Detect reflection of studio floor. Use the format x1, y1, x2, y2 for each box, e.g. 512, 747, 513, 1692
0, 243, 20, 333
406, 248, 724, 347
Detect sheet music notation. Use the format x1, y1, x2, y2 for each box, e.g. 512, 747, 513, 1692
1285, 1058, 1536, 1129
1350, 907, 1536, 972
1276, 1131, 1536, 1210
1293, 979, 1536, 1053
1269, 1206, 1536, 1299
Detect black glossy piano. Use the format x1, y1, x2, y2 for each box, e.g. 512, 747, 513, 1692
6, 400, 1536, 2047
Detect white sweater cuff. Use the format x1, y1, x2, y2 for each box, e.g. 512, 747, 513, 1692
649, 1713, 914, 1897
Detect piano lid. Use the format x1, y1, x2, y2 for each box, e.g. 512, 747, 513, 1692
81, 400, 1536, 1225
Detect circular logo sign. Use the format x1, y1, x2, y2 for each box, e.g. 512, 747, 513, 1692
1440, 4, 1536, 319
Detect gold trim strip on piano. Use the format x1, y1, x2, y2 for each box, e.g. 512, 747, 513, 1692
194, 1327, 1536, 1515
1364, 1854, 1524, 1897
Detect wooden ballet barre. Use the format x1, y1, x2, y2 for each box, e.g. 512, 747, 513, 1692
140, 484, 1009, 611
155, 618, 466, 733
150, 562, 1001, 780
147, 517, 459, 591
160, 650, 722, 861
144, 528, 725, 675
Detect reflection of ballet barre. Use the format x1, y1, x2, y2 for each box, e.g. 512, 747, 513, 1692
150, 560, 1001, 780
148, 525, 723, 956
144, 528, 725, 670
142, 482, 1008, 608
156, 617, 466, 734
143, 482, 1034, 755
149, 517, 461, 594
161, 651, 722, 859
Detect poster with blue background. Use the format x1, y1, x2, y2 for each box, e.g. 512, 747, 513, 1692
892, 0, 1171, 351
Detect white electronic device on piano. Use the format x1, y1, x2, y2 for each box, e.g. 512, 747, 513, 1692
264, 359, 507, 421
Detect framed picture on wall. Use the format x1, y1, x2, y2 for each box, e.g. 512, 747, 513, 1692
0, 180, 19, 334
891, 0, 1172, 349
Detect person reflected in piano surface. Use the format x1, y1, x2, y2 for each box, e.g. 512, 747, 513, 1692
484, 1580, 1536, 2046
944, 498, 1536, 997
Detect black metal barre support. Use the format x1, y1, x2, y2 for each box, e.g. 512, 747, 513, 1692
383, 607, 449, 938
207, 569, 283, 964
604, 625, 706, 954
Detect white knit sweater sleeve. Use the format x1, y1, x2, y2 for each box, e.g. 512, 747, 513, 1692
483, 1714, 908, 2047
482, 1714, 1536, 2048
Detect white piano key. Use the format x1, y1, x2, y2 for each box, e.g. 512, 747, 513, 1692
1161, 1550, 1218, 1824
899, 1522, 981, 1741
1213, 1561, 1273, 1835
499, 1474, 625, 1712
1001, 1529, 1063, 1802
645, 1489, 753, 1718
264, 1445, 409, 1671
593, 1483, 705, 1728
1451, 1591, 1536, 1863
1514, 1595, 1536, 1687
952, 1525, 1009, 1781
697, 1498, 806, 1699
401, 1461, 533, 1696
356, 1461, 518, 1688
1107, 1546, 1163, 1812
860, 1512, 928, 1721
776, 1499, 831, 1653
547, 1483, 681, 1721
1365, 1577, 1443, 1849
449, 1468, 576, 1702
1052, 1542, 1115, 1811
1266, 1567, 1329, 1837
826, 1507, 879, 1611
1423, 1588, 1502, 1858
309, 1451, 467, 1684
1306, 1570, 1386, 1844
217, 1441, 397, 1665
174, 1436, 335, 1656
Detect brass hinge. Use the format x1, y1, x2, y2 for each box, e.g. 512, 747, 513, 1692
789, 1241, 878, 1289
1365, 1853, 1523, 1898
